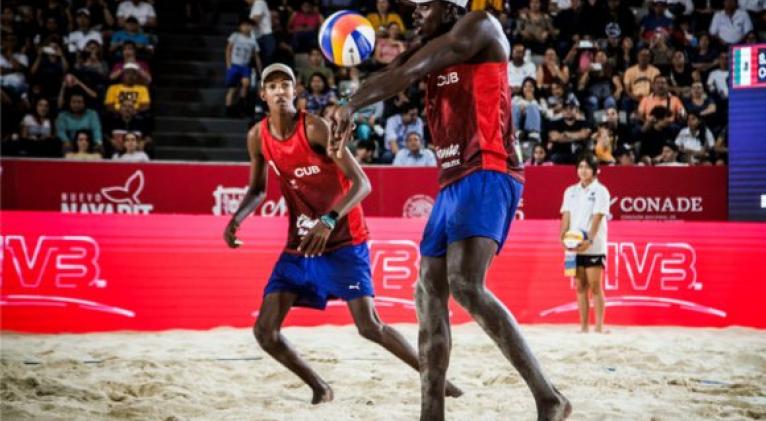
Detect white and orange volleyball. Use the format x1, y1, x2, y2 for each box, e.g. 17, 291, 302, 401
318, 11, 375, 67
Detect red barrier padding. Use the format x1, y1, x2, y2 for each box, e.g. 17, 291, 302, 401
1, 211, 762, 333
1, 158, 727, 220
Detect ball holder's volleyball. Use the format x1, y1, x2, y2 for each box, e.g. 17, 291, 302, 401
563, 230, 587, 249
318, 11, 375, 67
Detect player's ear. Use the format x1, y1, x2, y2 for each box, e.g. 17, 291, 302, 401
259, 85, 266, 102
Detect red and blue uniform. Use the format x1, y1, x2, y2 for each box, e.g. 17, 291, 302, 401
421, 61, 525, 257
260, 111, 372, 308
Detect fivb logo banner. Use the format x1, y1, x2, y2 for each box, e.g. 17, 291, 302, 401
539, 241, 726, 319
1, 235, 135, 318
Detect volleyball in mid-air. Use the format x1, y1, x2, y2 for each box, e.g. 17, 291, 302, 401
318, 11, 375, 67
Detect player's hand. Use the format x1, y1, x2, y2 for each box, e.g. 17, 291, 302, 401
574, 240, 591, 253
297, 223, 331, 257
328, 105, 354, 159
224, 220, 243, 248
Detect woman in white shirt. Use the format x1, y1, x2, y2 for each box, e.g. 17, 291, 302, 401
112, 131, 149, 162
560, 154, 611, 333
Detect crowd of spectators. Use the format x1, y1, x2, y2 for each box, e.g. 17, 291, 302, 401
1, 0, 158, 161
234, 0, 764, 167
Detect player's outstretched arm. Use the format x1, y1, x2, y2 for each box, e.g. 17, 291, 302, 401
224, 123, 268, 248
328, 11, 497, 157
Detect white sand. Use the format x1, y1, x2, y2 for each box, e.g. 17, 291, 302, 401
2, 324, 765, 420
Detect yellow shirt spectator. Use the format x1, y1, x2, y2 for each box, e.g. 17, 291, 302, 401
366, 12, 405, 32
471, 0, 502, 12
105, 83, 151, 112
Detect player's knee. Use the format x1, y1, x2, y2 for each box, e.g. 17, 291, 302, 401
356, 321, 384, 342
576, 279, 589, 294
449, 275, 481, 308
589, 281, 603, 295
253, 323, 279, 349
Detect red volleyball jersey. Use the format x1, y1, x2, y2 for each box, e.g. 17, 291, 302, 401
259, 111, 368, 253
425, 61, 524, 188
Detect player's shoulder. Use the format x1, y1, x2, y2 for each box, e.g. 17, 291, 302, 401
303, 111, 331, 145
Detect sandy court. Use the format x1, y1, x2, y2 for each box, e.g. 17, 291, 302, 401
2, 324, 765, 420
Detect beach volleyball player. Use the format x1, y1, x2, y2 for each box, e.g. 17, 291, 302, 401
223, 64, 461, 404
329, 2, 571, 420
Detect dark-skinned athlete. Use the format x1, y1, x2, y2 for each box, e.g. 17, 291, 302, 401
328, 3, 572, 421
224, 63, 462, 405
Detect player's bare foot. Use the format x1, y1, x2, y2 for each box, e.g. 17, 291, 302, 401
311, 382, 334, 404
595, 326, 610, 334
445, 381, 463, 398
537, 388, 571, 421
579, 328, 589, 333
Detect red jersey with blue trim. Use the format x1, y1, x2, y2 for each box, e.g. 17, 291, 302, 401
425, 61, 524, 188
260, 111, 368, 253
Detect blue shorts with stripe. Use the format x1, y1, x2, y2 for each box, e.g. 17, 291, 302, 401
263, 243, 374, 309
420, 170, 523, 257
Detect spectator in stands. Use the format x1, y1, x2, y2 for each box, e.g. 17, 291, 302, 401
542, 80, 580, 121
714, 124, 728, 165
515, 0, 556, 54
512, 77, 543, 141
706, 52, 729, 101
602, 106, 634, 150
30, 42, 68, 102
73, 40, 109, 96
64, 129, 102, 160
38, 0, 71, 36
67, 8, 103, 54
80, 0, 116, 30
710, 0, 753, 44
384, 105, 424, 163
298, 48, 335, 87
110, 17, 153, 57
354, 140, 376, 164
623, 47, 661, 116
675, 111, 715, 164
20, 98, 54, 142
649, 32, 675, 75
593, 123, 617, 164
288, 1, 322, 53
373, 23, 407, 67
638, 75, 686, 123
525, 143, 551, 166
508, 43, 536, 95
554, 0, 593, 51
366, 0, 405, 32
249, 0, 276, 66
56, 93, 103, 152
302, 72, 337, 115
639, 106, 677, 162
225, 18, 261, 116
653, 142, 685, 165
614, 35, 636, 73
109, 42, 152, 85
548, 99, 592, 164
536, 48, 570, 96
393, 132, 437, 167
105, 98, 153, 155
0, 34, 29, 100
614, 146, 636, 166
270, 10, 296, 66
104, 63, 151, 113
668, 50, 695, 99
112, 131, 149, 162
689, 33, 717, 74
116, 0, 157, 29
640, 0, 675, 43
352, 92, 385, 142
57, 73, 99, 110
684, 81, 717, 127
577, 50, 623, 120
603, 0, 638, 40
